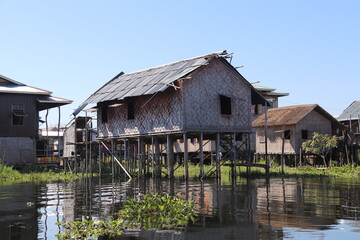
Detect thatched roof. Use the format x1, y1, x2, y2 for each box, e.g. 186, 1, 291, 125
252, 104, 341, 129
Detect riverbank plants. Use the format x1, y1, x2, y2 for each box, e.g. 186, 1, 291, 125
172, 163, 360, 179
0, 161, 85, 183
56, 193, 197, 239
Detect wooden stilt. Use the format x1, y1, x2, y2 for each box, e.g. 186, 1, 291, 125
151, 136, 155, 178
155, 137, 161, 178
124, 139, 128, 173
199, 133, 204, 179
138, 137, 142, 177
183, 133, 189, 179
167, 135, 174, 179
111, 140, 115, 176
232, 133, 237, 178
216, 133, 221, 179
281, 133, 285, 174
98, 140, 102, 175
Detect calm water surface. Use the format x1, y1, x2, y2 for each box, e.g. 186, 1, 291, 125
0, 176, 360, 240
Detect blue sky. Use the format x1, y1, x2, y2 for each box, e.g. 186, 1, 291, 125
0, 0, 359, 126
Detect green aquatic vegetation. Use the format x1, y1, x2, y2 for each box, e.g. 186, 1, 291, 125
118, 193, 197, 230
172, 163, 360, 179
0, 162, 86, 183
56, 217, 123, 240
56, 194, 197, 239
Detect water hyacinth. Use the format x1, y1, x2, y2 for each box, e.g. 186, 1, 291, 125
56, 193, 198, 239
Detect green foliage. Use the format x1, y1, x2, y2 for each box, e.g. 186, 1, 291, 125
302, 132, 338, 167
56, 194, 197, 239
56, 217, 123, 240
118, 193, 197, 230
0, 161, 85, 183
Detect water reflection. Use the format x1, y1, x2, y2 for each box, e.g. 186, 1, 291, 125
0, 177, 360, 240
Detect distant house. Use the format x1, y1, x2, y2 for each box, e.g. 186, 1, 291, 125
0, 74, 72, 166
337, 101, 360, 162
337, 101, 360, 134
251, 84, 289, 114
250, 84, 289, 151
252, 104, 341, 154
73, 51, 266, 177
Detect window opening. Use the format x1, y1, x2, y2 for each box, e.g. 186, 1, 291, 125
220, 95, 232, 115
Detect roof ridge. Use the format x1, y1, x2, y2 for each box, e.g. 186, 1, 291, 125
119, 50, 228, 77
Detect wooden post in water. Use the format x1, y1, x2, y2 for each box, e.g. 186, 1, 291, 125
111, 140, 114, 177
151, 136, 155, 178
183, 133, 189, 179
199, 133, 204, 179
124, 139, 128, 173
265, 103, 269, 175
155, 137, 161, 178
281, 133, 285, 174
232, 133, 237, 178
98, 140, 102, 175
216, 133, 221, 179
167, 135, 174, 179
138, 137, 142, 177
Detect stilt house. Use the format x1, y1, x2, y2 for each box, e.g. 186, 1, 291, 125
337, 101, 360, 163
252, 104, 341, 155
74, 51, 266, 178
0, 74, 72, 165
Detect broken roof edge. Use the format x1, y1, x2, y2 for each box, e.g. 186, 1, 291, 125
216, 57, 270, 106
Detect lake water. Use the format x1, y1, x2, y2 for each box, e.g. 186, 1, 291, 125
0, 176, 360, 240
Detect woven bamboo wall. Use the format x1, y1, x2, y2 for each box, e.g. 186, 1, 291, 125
63, 122, 75, 157
182, 59, 252, 133
98, 87, 182, 138
0, 137, 35, 165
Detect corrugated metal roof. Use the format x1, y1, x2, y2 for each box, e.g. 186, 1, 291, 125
0, 85, 51, 95
337, 101, 360, 121
73, 51, 228, 115
0, 74, 25, 86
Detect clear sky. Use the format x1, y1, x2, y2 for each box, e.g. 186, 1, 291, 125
1, 0, 359, 126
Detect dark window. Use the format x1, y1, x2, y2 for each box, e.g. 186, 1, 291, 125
220, 95, 232, 115
302, 130, 308, 139
254, 104, 259, 114
284, 130, 291, 140
12, 104, 27, 126
101, 106, 108, 123
128, 101, 135, 120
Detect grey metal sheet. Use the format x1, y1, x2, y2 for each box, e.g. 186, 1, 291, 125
73, 53, 222, 115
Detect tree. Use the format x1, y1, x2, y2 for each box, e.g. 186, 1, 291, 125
302, 132, 338, 168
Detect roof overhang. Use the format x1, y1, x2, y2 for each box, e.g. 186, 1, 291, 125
37, 96, 73, 111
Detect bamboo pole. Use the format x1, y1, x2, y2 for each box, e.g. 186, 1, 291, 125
100, 141, 132, 179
